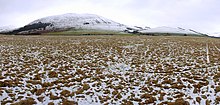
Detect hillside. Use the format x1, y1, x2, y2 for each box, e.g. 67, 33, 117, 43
6, 13, 133, 35
139, 26, 207, 36
2, 13, 207, 36
0, 26, 16, 33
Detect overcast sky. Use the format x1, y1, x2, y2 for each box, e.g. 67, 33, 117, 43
0, 0, 220, 33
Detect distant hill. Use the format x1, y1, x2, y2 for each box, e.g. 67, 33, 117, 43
208, 32, 220, 37
139, 26, 207, 36
0, 26, 16, 33
5, 13, 136, 35
1, 13, 207, 36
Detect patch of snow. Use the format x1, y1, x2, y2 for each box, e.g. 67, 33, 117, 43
206, 44, 210, 63
108, 62, 131, 72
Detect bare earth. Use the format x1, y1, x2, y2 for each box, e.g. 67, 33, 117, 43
0, 35, 220, 105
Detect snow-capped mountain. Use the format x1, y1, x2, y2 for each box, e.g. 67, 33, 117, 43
208, 32, 220, 37
0, 26, 16, 33
3, 13, 206, 36
139, 26, 206, 36
8, 13, 133, 34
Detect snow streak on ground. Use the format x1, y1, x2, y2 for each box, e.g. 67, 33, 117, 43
0, 35, 220, 105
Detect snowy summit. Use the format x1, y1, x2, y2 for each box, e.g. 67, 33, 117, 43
0, 26, 16, 33
3, 13, 206, 36
139, 26, 205, 36
208, 32, 220, 37
7, 13, 130, 34
30, 13, 128, 31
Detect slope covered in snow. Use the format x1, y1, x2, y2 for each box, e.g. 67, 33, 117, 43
31, 13, 126, 30
208, 32, 220, 37
8, 13, 130, 34
0, 26, 16, 33
3, 13, 206, 36
139, 26, 206, 36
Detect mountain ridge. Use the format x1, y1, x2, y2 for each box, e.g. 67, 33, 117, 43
0, 13, 208, 36
139, 26, 207, 36
5, 13, 130, 35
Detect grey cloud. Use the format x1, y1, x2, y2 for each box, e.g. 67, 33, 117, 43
0, 0, 220, 33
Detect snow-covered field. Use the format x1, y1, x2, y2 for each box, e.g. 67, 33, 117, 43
0, 35, 220, 105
